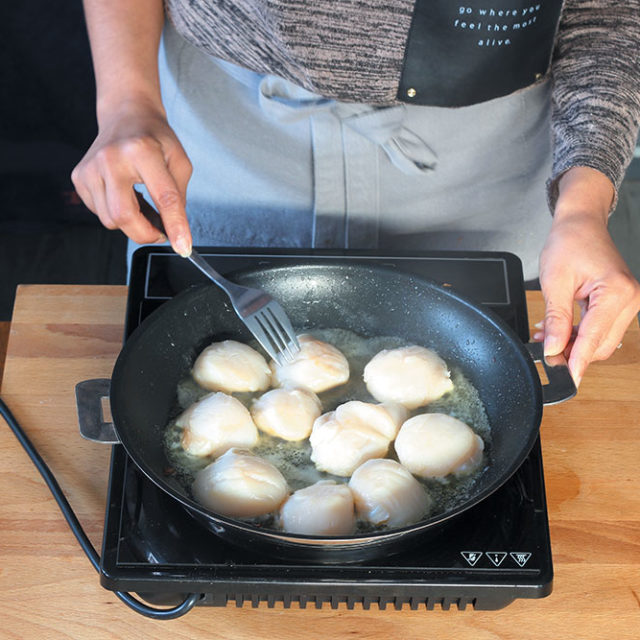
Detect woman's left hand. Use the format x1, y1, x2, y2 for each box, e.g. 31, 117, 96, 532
538, 167, 640, 387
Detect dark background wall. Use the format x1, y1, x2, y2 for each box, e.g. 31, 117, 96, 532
0, 2, 126, 321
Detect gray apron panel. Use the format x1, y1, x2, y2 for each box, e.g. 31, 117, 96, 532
129, 22, 553, 280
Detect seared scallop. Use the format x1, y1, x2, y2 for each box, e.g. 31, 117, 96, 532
363, 345, 453, 409
348, 458, 431, 528
334, 400, 407, 441
250, 387, 322, 441
394, 413, 484, 478
177, 392, 258, 457
192, 448, 288, 518
270, 334, 349, 393
309, 410, 390, 477
279, 480, 355, 536
192, 340, 271, 393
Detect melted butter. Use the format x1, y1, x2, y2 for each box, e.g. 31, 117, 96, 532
164, 329, 492, 532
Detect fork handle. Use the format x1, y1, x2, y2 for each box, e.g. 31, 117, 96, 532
186, 251, 249, 300
134, 189, 245, 299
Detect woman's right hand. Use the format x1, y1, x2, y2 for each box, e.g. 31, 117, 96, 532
71, 98, 193, 256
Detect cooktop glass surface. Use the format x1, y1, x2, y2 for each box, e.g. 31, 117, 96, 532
100, 247, 550, 611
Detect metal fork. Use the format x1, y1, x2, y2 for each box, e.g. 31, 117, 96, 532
187, 251, 299, 365
135, 190, 300, 365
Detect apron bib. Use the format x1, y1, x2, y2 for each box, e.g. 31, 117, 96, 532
398, 0, 563, 106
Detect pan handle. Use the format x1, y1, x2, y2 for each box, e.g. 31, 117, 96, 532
75, 379, 121, 444
525, 341, 577, 405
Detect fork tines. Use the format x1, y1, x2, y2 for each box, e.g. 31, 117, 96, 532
250, 306, 299, 366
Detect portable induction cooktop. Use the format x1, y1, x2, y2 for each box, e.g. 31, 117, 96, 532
98, 247, 552, 611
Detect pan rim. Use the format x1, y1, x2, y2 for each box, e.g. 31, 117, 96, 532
110, 260, 543, 544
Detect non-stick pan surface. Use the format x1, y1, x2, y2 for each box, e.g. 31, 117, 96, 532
110, 261, 546, 562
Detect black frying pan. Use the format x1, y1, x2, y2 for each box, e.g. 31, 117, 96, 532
84, 261, 575, 562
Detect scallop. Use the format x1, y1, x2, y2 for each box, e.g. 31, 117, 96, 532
279, 480, 355, 536
309, 410, 390, 477
270, 334, 349, 393
250, 387, 322, 441
363, 345, 453, 409
192, 448, 289, 518
192, 340, 271, 393
334, 400, 407, 441
348, 459, 432, 528
176, 392, 258, 457
394, 413, 484, 478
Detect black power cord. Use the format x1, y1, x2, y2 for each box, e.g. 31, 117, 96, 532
0, 395, 202, 619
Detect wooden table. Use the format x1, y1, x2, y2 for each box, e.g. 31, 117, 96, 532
0, 321, 10, 386
1, 285, 639, 639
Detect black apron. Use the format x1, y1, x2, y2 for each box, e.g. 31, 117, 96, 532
398, 0, 563, 106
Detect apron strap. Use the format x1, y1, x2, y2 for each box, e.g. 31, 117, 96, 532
258, 76, 438, 248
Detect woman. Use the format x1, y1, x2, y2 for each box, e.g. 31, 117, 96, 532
71, 0, 640, 387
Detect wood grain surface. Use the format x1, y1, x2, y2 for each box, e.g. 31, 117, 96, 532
0, 285, 639, 640
0, 321, 10, 387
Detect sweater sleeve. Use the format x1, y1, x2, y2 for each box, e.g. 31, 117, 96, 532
547, 0, 640, 212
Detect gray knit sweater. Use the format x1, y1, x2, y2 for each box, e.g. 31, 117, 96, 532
164, 0, 640, 205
